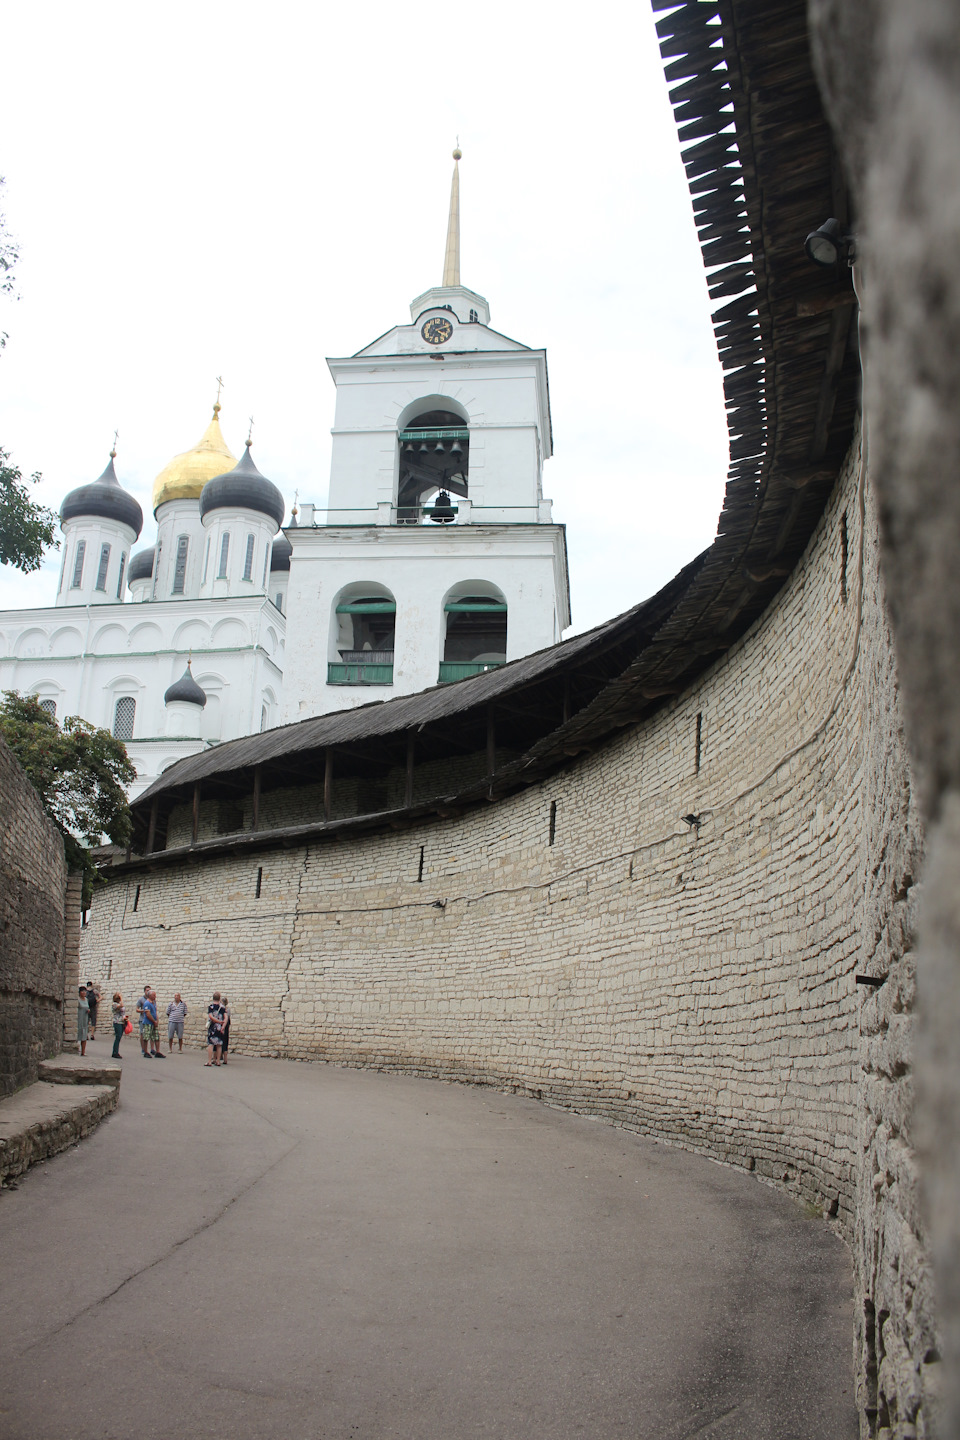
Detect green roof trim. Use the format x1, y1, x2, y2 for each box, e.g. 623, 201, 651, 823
444, 602, 507, 613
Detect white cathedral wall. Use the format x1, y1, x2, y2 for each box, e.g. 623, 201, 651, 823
153, 499, 207, 600
56, 517, 139, 608
325, 357, 549, 517
269, 570, 288, 615
0, 593, 284, 795
408, 286, 490, 326
199, 506, 279, 602
362, 320, 527, 358
279, 525, 568, 721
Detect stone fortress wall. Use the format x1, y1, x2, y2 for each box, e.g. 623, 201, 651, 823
81, 426, 934, 1432
0, 735, 68, 1096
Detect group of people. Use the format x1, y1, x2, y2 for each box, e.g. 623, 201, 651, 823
75, 983, 233, 1064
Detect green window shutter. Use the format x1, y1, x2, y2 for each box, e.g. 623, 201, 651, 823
444, 602, 507, 613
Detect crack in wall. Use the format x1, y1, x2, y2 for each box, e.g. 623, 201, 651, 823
279, 846, 310, 1048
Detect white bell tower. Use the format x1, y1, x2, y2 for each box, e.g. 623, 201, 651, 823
281, 149, 570, 722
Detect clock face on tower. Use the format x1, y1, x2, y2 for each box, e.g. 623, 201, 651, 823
421, 316, 454, 346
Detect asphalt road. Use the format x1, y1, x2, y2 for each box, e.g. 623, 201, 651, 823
0, 1050, 856, 1440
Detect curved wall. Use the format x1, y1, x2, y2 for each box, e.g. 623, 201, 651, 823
83, 428, 906, 1230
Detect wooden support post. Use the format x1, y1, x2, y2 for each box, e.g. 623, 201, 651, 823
323, 749, 333, 822
252, 766, 262, 830
191, 782, 200, 845
486, 707, 496, 781
145, 797, 158, 854
405, 733, 415, 807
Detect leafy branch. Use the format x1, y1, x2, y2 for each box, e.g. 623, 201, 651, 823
0, 691, 136, 903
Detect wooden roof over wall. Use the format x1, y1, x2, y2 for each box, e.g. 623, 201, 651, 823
125, 0, 860, 861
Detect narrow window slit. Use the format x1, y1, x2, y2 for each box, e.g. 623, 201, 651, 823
95, 543, 111, 592
840, 511, 849, 605
548, 800, 557, 846
133, 884, 141, 912
255, 866, 263, 898
172, 535, 189, 595
695, 711, 703, 775
417, 846, 424, 883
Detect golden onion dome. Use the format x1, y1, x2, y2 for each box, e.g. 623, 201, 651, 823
151, 405, 237, 513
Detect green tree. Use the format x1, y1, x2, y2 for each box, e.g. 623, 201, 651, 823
0, 179, 58, 572
0, 691, 135, 902
0, 450, 58, 571
0, 174, 19, 349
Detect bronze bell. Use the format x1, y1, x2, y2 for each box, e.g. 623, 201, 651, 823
428, 489, 457, 524
434, 440, 445, 453
419, 441, 430, 454
450, 440, 462, 456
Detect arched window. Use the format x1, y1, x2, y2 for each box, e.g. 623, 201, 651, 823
39, 698, 57, 719
329, 588, 396, 686
172, 535, 189, 594
95, 543, 111, 592
113, 696, 136, 740
71, 540, 86, 588
439, 586, 507, 683
397, 407, 468, 524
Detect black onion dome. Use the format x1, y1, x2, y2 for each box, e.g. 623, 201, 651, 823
164, 665, 207, 708
270, 535, 292, 572
127, 546, 156, 585
199, 443, 284, 531
60, 455, 144, 537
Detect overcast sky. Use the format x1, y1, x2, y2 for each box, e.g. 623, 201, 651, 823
0, 1, 728, 634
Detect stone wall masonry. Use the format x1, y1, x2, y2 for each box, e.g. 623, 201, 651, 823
80, 426, 930, 1433
0, 736, 68, 1096
85, 426, 891, 1218
855, 477, 933, 1437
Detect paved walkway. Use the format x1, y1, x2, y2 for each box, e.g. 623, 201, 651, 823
0, 1050, 856, 1440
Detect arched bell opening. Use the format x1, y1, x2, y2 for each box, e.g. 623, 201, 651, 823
328, 583, 396, 686
397, 408, 469, 525
439, 583, 507, 682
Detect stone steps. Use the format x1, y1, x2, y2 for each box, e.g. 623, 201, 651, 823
0, 1054, 122, 1185
38, 1053, 122, 1088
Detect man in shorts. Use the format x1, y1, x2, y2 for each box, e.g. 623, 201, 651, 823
136, 986, 153, 1059
147, 990, 165, 1058
167, 993, 188, 1052
136, 986, 164, 1059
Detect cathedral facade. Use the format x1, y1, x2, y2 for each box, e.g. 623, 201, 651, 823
0, 153, 570, 794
